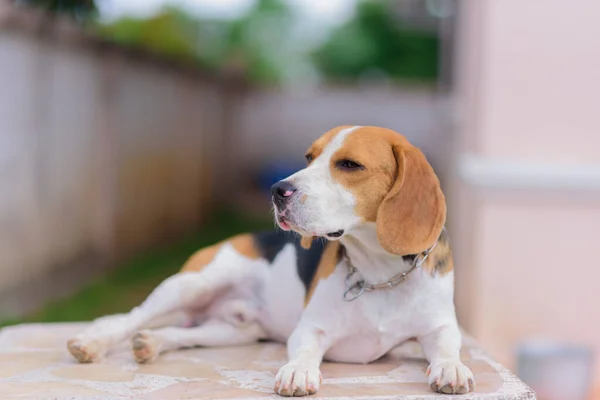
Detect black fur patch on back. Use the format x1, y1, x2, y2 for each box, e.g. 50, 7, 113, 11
252, 230, 327, 292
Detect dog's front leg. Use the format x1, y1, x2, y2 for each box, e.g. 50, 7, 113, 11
274, 324, 336, 397
420, 323, 475, 395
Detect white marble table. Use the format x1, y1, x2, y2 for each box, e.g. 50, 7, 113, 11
0, 323, 535, 399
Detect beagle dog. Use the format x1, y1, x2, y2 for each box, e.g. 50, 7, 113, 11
67, 126, 474, 396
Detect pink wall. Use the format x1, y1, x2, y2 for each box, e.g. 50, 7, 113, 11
478, 0, 600, 163
453, 0, 600, 394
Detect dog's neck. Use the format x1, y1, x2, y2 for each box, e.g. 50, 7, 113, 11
340, 222, 416, 284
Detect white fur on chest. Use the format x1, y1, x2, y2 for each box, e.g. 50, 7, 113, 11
304, 263, 457, 364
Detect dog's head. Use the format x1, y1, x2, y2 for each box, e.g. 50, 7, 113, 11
271, 126, 446, 256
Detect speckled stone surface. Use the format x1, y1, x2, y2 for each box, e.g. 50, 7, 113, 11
0, 323, 535, 399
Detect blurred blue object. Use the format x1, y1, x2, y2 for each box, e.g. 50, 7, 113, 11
257, 161, 304, 194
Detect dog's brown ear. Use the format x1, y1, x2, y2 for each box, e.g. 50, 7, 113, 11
300, 235, 314, 250
376, 143, 446, 255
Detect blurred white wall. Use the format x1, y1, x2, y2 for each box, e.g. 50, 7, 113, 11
452, 0, 600, 393
235, 85, 450, 178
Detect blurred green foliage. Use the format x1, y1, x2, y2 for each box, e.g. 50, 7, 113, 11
222, 0, 294, 84
95, 7, 203, 65
96, 0, 293, 85
313, 1, 439, 83
18, 0, 439, 85
14, 0, 97, 19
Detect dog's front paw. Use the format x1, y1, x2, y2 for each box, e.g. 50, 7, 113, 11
274, 361, 322, 397
427, 359, 475, 394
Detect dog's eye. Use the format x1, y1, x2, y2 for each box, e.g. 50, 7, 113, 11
305, 153, 313, 163
336, 159, 364, 170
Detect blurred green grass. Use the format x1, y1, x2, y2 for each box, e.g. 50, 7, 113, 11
0, 209, 273, 328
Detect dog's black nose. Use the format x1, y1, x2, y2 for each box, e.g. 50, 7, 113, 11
271, 181, 297, 206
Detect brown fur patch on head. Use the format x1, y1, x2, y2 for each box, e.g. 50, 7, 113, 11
329, 127, 402, 221
304, 241, 342, 307
377, 142, 446, 255
304, 126, 353, 165
180, 234, 260, 272
330, 126, 446, 255
423, 229, 454, 276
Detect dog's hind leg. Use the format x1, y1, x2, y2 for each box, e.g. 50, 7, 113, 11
67, 310, 191, 363
132, 300, 266, 363
67, 243, 259, 363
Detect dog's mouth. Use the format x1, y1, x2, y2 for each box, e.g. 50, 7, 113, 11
326, 229, 345, 239
278, 216, 345, 239
275, 207, 345, 239
277, 215, 292, 231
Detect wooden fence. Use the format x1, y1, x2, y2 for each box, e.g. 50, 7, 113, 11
0, 6, 240, 315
